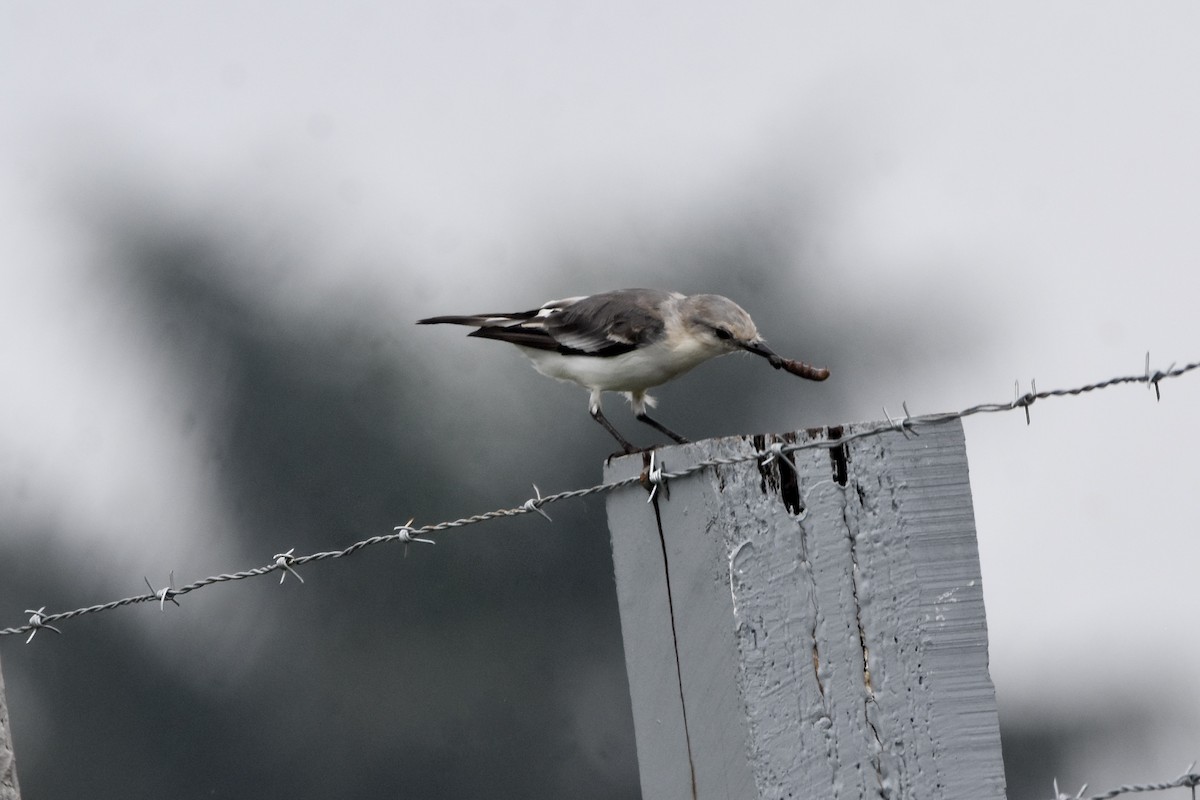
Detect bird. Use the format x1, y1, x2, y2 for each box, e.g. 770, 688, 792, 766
418, 288, 829, 453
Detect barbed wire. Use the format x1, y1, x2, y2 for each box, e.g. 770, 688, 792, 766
2, 354, 1198, 642
1050, 765, 1199, 800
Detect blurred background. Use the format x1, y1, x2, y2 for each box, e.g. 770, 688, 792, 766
1, 2, 1198, 798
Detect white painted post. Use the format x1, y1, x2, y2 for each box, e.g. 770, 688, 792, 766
0, 654, 19, 800
604, 419, 1006, 800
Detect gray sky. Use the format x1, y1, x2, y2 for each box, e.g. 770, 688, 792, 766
3, 2, 1199, 797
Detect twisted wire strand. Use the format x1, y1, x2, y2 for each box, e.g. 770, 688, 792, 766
1051, 767, 1200, 800
3, 358, 1197, 640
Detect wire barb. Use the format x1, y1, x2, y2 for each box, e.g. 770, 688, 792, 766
642, 450, 667, 503
882, 401, 919, 439
1144, 352, 1174, 402
23, 607, 62, 644
759, 441, 797, 473
393, 519, 435, 553
274, 549, 305, 584
1014, 379, 1037, 425
1051, 777, 1088, 800
522, 484, 553, 522
144, 572, 181, 611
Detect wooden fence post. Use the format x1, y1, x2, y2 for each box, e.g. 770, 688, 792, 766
604, 419, 1007, 800
0, 653, 19, 800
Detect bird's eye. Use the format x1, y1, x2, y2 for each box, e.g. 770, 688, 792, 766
714, 327, 733, 340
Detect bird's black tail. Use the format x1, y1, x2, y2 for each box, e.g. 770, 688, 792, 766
417, 310, 540, 327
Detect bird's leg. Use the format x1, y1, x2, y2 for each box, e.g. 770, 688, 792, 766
588, 402, 638, 453
634, 412, 689, 444
628, 390, 689, 444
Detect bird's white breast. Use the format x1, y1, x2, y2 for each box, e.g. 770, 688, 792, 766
518, 336, 727, 392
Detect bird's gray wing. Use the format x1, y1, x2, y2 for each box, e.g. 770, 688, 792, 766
426, 289, 673, 357
540, 289, 673, 357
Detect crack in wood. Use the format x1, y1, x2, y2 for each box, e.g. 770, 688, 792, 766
645, 451, 699, 800
797, 505, 829, 716
842, 479, 888, 794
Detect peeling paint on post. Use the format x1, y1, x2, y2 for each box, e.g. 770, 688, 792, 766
0, 654, 19, 800
604, 420, 1006, 800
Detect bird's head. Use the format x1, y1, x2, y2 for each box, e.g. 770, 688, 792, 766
683, 294, 830, 381
683, 294, 762, 353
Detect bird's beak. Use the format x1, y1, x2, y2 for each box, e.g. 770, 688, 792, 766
741, 339, 830, 382
740, 339, 778, 360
